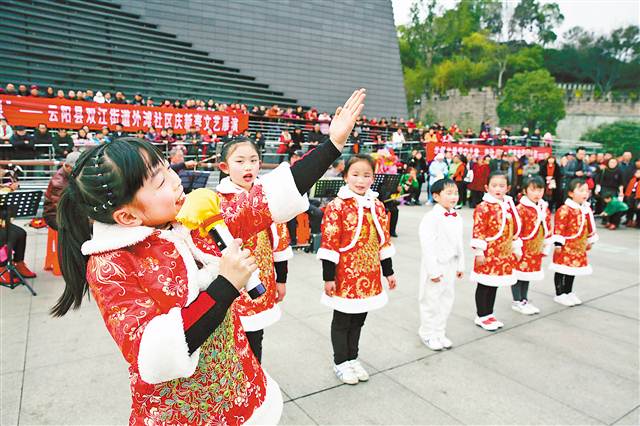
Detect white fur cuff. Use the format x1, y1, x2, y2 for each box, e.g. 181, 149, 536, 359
260, 163, 310, 223
550, 234, 566, 246
470, 238, 487, 251
379, 245, 396, 260
196, 262, 220, 291
512, 238, 523, 250
587, 234, 599, 244
317, 247, 340, 264
138, 307, 200, 384
273, 246, 293, 262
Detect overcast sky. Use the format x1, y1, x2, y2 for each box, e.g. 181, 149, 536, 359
391, 0, 640, 41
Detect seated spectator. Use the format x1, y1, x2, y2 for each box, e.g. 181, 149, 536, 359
67, 89, 76, 99
104, 92, 113, 103
0, 117, 13, 142
168, 146, 197, 174
350, 130, 362, 153
318, 111, 331, 134
254, 131, 266, 153
266, 104, 281, 118
304, 107, 318, 121
73, 128, 92, 150
100, 126, 111, 142
145, 126, 158, 142
391, 127, 406, 149
184, 126, 203, 159
29, 85, 39, 97
543, 132, 553, 146
290, 128, 305, 152
53, 128, 73, 158
400, 167, 421, 205
112, 123, 126, 140
4, 83, 17, 95
295, 106, 305, 118
93, 91, 105, 103
0, 167, 36, 281
43, 151, 80, 230
529, 128, 541, 147
324, 159, 345, 178
307, 123, 324, 149
133, 93, 144, 105
165, 127, 177, 144
601, 192, 628, 230
113, 91, 127, 104
10, 126, 36, 160
282, 107, 299, 119
135, 130, 145, 139
277, 129, 292, 161
56, 89, 65, 99
17, 85, 29, 96
91, 132, 108, 145
45, 86, 55, 98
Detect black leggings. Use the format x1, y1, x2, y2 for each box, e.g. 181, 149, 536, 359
475, 283, 497, 317
331, 310, 367, 365
554, 273, 575, 296
246, 329, 264, 363
0, 223, 27, 262
384, 200, 399, 235
511, 280, 529, 302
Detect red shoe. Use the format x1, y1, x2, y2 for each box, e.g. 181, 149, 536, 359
608, 224, 617, 230
626, 220, 636, 228
14, 262, 36, 278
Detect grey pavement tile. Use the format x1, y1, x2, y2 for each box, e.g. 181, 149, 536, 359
25, 307, 120, 370
1, 371, 23, 426
19, 354, 131, 425
588, 286, 640, 321
386, 352, 602, 425
614, 407, 640, 425
280, 401, 317, 426
295, 372, 460, 425
454, 320, 638, 424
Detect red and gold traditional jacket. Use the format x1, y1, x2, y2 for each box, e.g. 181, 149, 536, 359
216, 177, 293, 332
470, 193, 523, 287
82, 164, 307, 425
317, 186, 395, 313
515, 196, 552, 281
550, 198, 598, 276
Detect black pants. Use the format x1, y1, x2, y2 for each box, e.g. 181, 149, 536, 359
246, 329, 264, 363
387, 201, 399, 235
331, 310, 367, 365
0, 223, 27, 262
609, 211, 625, 227
554, 273, 575, 296
511, 280, 529, 302
470, 190, 484, 208
455, 181, 466, 206
475, 283, 497, 317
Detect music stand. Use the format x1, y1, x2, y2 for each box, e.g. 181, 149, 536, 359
372, 174, 401, 202
0, 190, 43, 296
311, 178, 343, 203
180, 171, 211, 194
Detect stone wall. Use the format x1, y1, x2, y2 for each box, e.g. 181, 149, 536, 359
418, 88, 639, 140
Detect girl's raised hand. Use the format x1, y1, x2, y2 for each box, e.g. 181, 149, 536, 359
329, 88, 366, 151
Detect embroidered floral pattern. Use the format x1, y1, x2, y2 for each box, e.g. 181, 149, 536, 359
553, 205, 592, 269
472, 201, 518, 276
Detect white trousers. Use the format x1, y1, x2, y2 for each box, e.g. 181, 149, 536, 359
418, 259, 456, 340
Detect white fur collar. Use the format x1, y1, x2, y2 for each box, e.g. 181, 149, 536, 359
337, 186, 379, 207
565, 198, 581, 209
216, 176, 262, 194
482, 192, 504, 204
520, 196, 548, 210
82, 222, 156, 255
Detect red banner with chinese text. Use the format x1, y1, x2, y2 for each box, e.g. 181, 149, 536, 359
0, 95, 248, 135
426, 142, 552, 161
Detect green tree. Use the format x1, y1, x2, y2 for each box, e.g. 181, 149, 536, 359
497, 69, 565, 132
581, 121, 640, 157
509, 0, 564, 45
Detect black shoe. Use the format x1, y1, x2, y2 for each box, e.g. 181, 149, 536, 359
390, 233, 398, 238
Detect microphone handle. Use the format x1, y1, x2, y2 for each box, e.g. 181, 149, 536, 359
208, 225, 266, 299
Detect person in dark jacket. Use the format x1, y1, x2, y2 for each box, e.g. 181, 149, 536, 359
307, 123, 324, 149
53, 128, 74, 159
9, 126, 35, 160
31, 123, 54, 159
43, 152, 80, 230
540, 155, 563, 211
595, 158, 624, 214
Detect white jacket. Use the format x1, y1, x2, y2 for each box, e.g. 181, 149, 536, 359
419, 204, 465, 281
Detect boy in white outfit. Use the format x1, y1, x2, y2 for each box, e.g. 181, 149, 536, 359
418, 178, 465, 350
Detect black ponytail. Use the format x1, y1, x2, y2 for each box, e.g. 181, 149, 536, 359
51, 138, 165, 316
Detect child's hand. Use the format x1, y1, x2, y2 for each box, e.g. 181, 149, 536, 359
456, 271, 464, 279
430, 276, 442, 283
586, 243, 592, 251
219, 239, 257, 291
324, 281, 336, 297
329, 89, 366, 151
475, 255, 486, 265
275, 283, 286, 303
386, 274, 397, 289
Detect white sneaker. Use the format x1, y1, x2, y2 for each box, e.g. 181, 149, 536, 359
511, 301, 528, 314
490, 316, 504, 328
523, 300, 540, 314
423, 336, 444, 351
348, 359, 369, 382
439, 335, 453, 349
475, 316, 499, 331
554, 293, 574, 307
567, 293, 582, 305
333, 361, 358, 385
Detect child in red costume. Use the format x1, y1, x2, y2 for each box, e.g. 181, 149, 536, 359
470, 171, 522, 331
550, 178, 598, 307
318, 154, 397, 385
512, 175, 552, 315
50, 89, 366, 425
216, 137, 293, 363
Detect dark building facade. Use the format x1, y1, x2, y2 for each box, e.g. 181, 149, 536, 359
115, 0, 408, 117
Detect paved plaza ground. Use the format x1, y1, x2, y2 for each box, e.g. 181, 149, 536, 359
1, 204, 638, 425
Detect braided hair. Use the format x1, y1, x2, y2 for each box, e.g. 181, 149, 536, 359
51, 138, 165, 316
